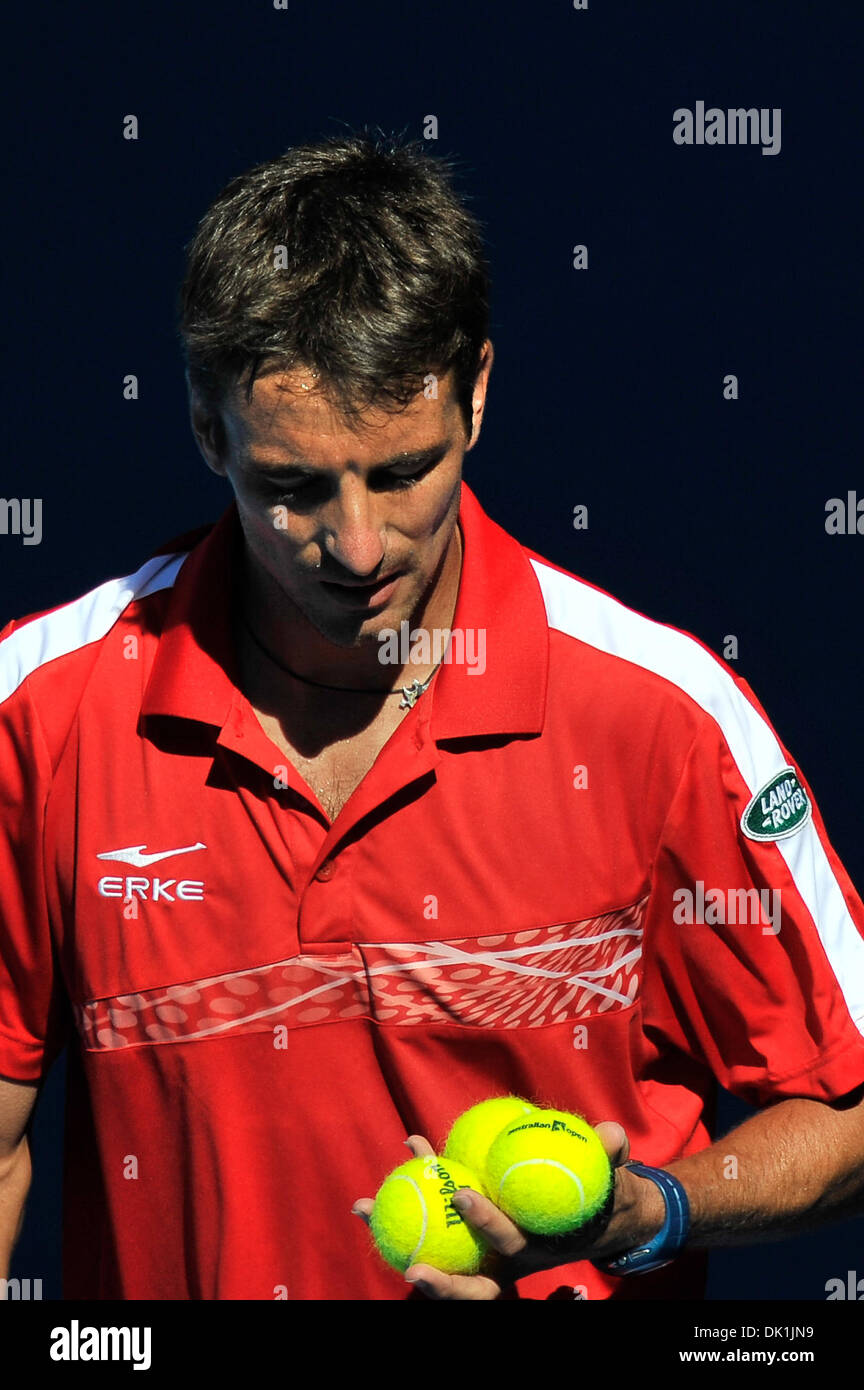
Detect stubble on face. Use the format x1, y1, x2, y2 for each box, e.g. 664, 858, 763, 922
218, 366, 469, 679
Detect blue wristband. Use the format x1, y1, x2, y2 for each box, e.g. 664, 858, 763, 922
592, 1161, 690, 1276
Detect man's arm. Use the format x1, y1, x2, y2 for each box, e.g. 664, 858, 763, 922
0, 1077, 38, 1282
519, 1086, 864, 1265
351, 1086, 864, 1298
649, 1083, 864, 1247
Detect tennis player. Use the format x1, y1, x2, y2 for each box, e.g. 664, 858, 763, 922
1, 132, 863, 1300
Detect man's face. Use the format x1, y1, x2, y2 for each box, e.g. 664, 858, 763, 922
196, 357, 489, 648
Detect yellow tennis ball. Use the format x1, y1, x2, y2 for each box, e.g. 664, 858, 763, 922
444, 1095, 538, 1176
485, 1108, 613, 1235
370, 1154, 489, 1275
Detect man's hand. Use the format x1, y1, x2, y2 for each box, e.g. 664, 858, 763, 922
351, 1121, 655, 1300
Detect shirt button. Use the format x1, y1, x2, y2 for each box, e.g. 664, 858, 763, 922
314, 860, 335, 882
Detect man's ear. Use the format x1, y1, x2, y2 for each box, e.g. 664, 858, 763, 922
187, 377, 228, 477
464, 339, 494, 453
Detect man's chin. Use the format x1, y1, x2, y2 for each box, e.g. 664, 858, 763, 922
304, 601, 410, 650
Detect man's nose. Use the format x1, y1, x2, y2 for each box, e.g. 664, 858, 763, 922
322, 480, 386, 575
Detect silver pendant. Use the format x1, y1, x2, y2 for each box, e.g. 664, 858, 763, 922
399, 679, 426, 709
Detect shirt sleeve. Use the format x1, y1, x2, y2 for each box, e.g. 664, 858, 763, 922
641, 682, 864, 1108
0, 647, 69, 1082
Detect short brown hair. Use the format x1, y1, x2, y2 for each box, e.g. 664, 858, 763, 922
177, 128, 491, 438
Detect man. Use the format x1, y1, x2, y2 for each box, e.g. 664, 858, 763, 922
1, 132, 864, 1302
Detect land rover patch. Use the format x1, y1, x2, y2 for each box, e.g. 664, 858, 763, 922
741, 767, 812, 842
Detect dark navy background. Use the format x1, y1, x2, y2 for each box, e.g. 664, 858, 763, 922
4, 0, 862, 1300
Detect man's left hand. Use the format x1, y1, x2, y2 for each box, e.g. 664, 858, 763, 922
351, 1121, 644, 1300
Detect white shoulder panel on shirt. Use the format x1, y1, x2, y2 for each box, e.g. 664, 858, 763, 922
530, 556, 864, 1036
531, 553, 791, 787
0, 550, 187, 707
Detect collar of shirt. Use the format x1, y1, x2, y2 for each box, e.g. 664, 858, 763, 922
140, 480, 548, 742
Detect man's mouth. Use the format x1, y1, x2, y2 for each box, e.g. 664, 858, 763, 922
320, 571, 405, 607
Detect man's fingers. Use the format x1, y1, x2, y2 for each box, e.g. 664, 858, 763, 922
594, 1121, 630, 1166
404, 1263, 502, 1301
403, 1133, 435, 1157
449, 1188, 528, 1259
350, 1187, 513, 1298
350, 1134, 435, 1223
351, 1198, 374, 1224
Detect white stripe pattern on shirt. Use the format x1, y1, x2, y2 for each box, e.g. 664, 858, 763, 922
0, 552, 186, 706
530, 557, 864, 1036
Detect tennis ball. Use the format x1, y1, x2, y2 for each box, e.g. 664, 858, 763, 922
370, 1154, 489, 1275
485, 1107, 613, 1236
444, 1095, 537, 1176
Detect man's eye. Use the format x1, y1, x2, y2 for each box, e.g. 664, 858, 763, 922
381, 463, 433, 489
268, 479, 321, 507
263, 459, 436, 505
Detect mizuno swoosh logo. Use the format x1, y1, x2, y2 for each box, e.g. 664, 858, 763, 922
96, 841, 207, 867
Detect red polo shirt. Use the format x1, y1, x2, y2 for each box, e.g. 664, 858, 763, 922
2, 481, 864, 1300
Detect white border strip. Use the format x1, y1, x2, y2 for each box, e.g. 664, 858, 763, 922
530, 558, 864, 1037
0, 552, 187, 705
